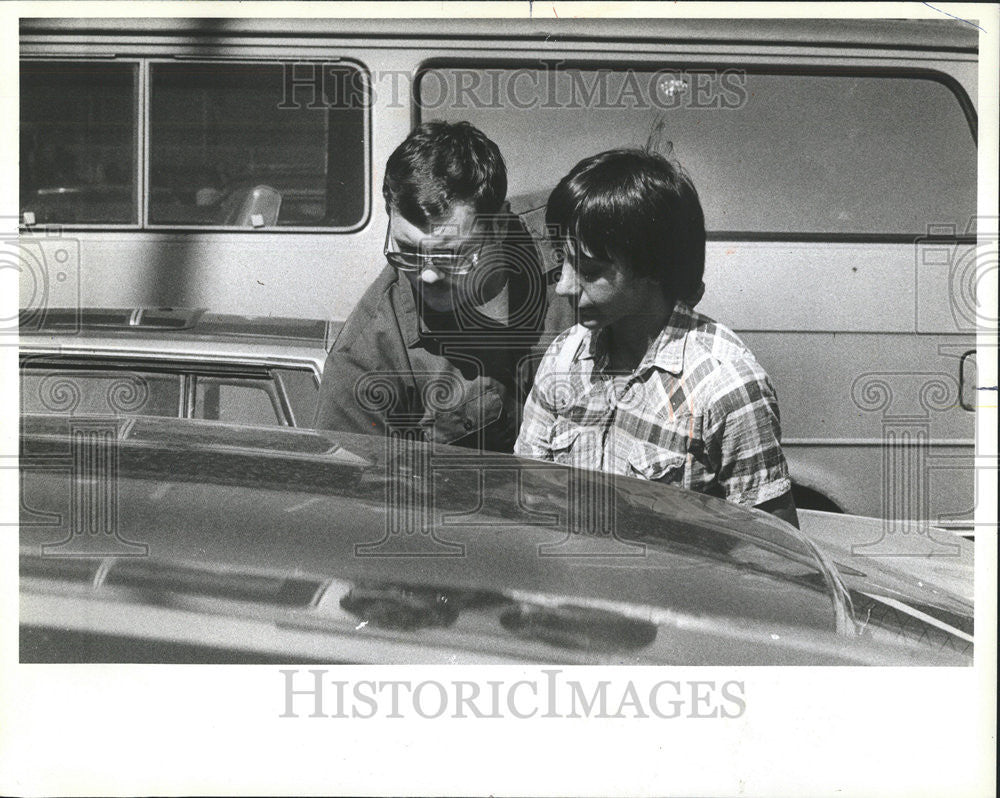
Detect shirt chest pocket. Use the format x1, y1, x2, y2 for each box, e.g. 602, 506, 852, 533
627, 441, 688, 484
550, 420, 583, 467
549, 418, 613, 469
424, 384, 504, 445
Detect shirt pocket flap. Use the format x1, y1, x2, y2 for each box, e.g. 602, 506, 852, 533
628, 442, 686, 482
550, 422, 582, 453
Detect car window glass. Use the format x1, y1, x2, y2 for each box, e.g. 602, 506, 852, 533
273, 368, 319, 427
193, 377, 283, 426
149, 62, 366, 228
20, 61, 137, 225
20, 369, 181, 417
421, 67, 976, 235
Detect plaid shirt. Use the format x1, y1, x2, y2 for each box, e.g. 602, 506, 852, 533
514, 302, 791, 508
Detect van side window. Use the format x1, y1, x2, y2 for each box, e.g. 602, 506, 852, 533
20, 62, 138, 226
149, 62, 366, 228
420, 67, 976, 236
19, 59, 368, 230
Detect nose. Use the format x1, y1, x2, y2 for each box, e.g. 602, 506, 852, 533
554, 261, 580, 297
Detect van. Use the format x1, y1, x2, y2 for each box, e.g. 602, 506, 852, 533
16, 17, 980, 529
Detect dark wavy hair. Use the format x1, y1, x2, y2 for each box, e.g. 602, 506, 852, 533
545, 148, 705, 301
382, 120, 508, 227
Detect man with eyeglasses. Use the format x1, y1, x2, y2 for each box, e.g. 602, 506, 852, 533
313, 121, 552, 452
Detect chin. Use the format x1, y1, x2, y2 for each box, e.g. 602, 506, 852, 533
416, 288, 457, 313
405, 275, 456, 312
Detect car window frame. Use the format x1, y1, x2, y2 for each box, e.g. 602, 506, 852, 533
17, 354, 313, 427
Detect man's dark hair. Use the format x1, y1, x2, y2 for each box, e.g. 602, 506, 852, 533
382, 120, 508, 227
545, 148, 706, 301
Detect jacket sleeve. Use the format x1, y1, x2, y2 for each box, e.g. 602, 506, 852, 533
312, 276, 408, 437
313, 342, 390, 437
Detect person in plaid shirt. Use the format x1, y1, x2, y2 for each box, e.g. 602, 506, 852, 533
514, 149, 798, 527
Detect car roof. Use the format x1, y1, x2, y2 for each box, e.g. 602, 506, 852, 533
22, 307, 335, 343
21, 18, 978, 52
21, 413, 848, 630
20, 308, 340, 365
21, 413, 972, 664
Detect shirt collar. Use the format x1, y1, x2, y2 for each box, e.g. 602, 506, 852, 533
574, 301, 695, 377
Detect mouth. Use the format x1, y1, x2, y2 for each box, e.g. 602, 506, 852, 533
404, 272, 450, 292
576, 307, 604, 327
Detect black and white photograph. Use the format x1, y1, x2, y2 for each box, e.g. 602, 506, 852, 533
1, 2, 996, 796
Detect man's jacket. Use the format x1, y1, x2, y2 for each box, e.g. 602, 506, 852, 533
313, 212, 570, 453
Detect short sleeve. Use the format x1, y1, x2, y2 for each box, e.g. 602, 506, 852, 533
702, 362, 792, 508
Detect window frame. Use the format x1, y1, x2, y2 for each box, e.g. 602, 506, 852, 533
188, 374, 287, 426
17, 355, 320, 427
19, 358, 186, 418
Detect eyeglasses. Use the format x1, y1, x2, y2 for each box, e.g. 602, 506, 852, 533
383, 223, 484, 276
